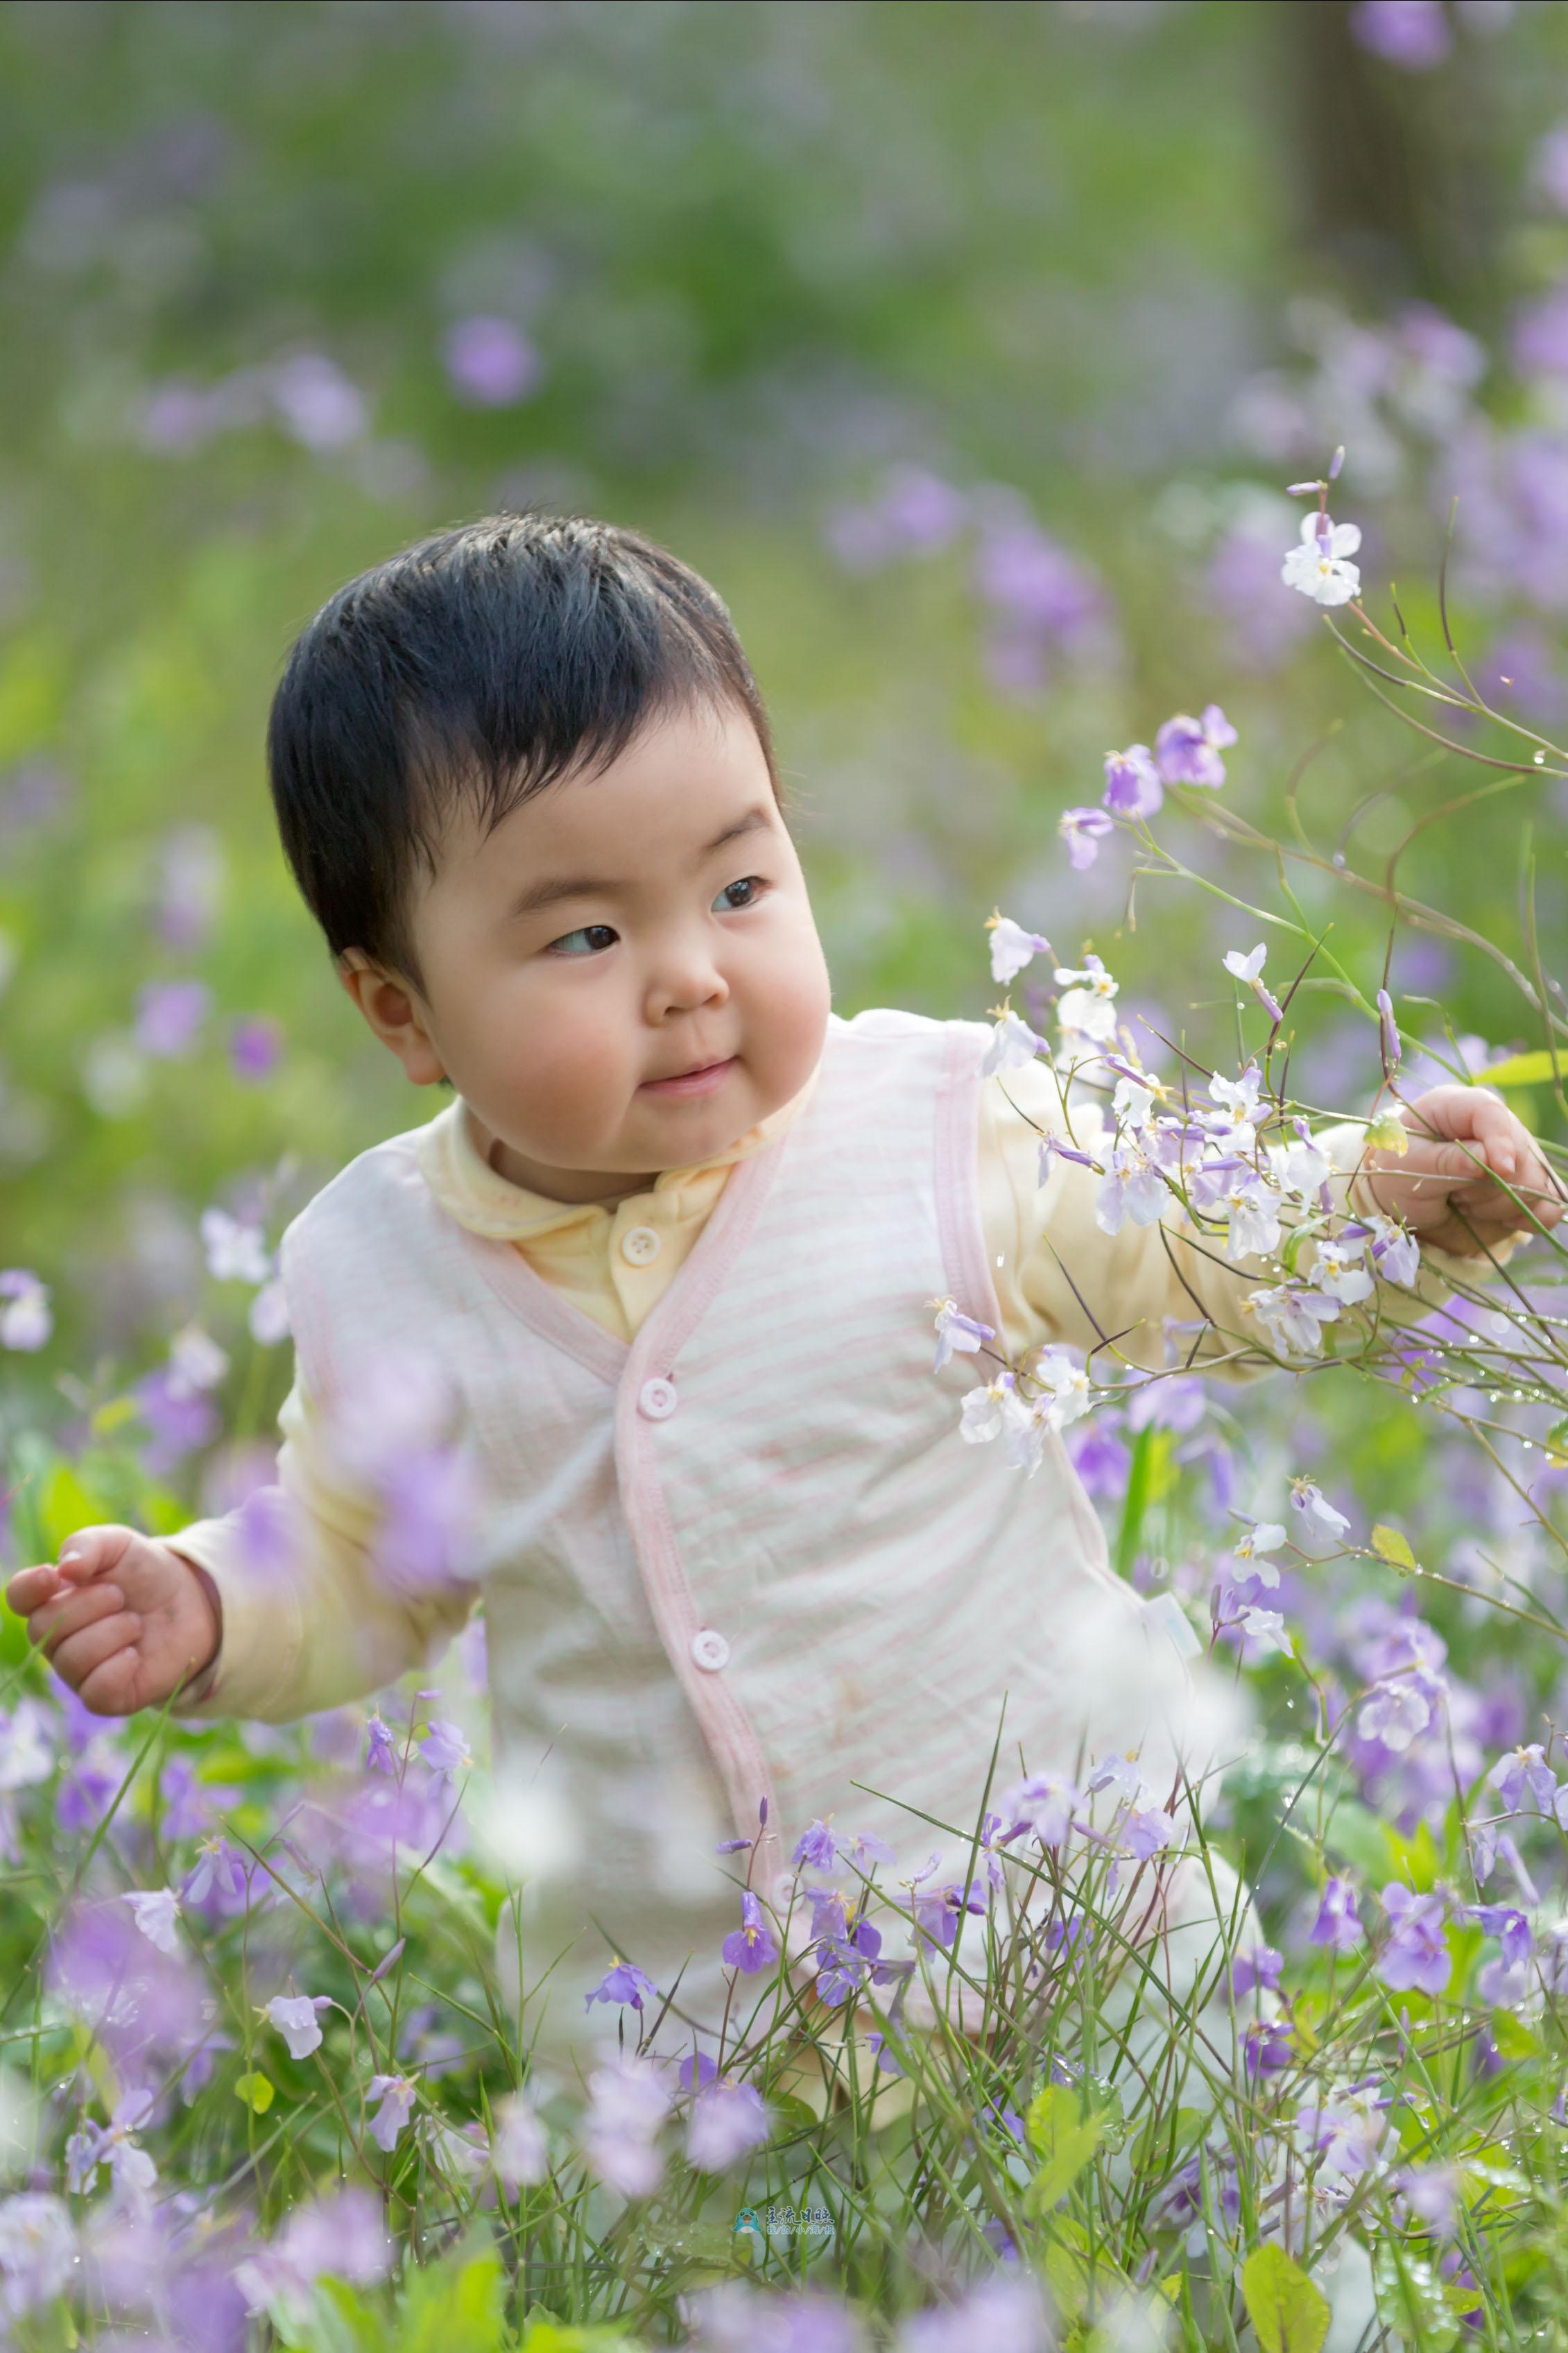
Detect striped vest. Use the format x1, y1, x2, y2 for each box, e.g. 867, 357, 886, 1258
281, 1008, 1208, 2067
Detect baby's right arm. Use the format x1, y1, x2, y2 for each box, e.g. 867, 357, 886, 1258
6, 1366, 479, 1726
6, 1529, 222, 1716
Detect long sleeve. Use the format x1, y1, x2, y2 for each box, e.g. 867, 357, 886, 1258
164, 1365, 479, 1723
979, 1058, 1521, 1380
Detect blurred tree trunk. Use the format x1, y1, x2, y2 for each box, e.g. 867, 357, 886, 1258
1277, 0, 1502, 332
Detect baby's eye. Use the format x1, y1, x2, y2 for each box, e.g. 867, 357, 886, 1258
714, 875, 768, 912
546, 923, 619, 958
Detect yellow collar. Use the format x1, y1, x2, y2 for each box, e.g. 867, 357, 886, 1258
414, 1061, 822, 1241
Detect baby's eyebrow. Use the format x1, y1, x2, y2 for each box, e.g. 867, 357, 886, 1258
502, 805, 773, 920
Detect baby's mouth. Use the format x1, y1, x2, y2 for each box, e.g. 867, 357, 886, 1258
639, 1056, 736, 1097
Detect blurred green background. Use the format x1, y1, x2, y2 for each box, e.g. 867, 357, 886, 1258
4, 0, 1568, 1473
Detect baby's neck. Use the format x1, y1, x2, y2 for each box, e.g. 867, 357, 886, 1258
465, 1104, 665, 1206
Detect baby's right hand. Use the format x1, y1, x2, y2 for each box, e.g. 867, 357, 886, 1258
5, 1526, 220, 1717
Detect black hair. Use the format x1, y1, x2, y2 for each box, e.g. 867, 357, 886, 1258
266, 511, 786, 1079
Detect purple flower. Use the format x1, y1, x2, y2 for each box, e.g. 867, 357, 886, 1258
417, 1717, 472, 1781
1378, 1883, 1451, 1996
181, 1835, 250, 1910
1486, 1740, 1558, 1814
686, 2079, 771, 2172
1350, 0, 1452, 67
365, 1715, 397, 1776
998, 1770, 1080, 1849
1153, 705, 1235, 790
490, 2091, 549, 2191
1243, 2017, 1294, 2077
442, 316, 543, 408
0, 2194, 75, 2317
791, 1818, 841, 1873
1101, 744, 1162, 819
893, 2273, 1055, 2351
1397, 2163, 1460, 2237
585, 1957, 657, 2014
134, 979, 210, 1058
1309, 1877, 1365, 1953
365, 2073, 415, 2153
233, 2188, 391, 2315
1532, 123, 1568, 214
268, 352, 367, 449
580, 2054, 671, 2200
372, 1447, 484, 1598
1230, 1943, 1284, 1999
721, 1890, 779, 1975
824, 465, 969, 570
1462, 1903, 1533, 1969
682, 2282, 863, 2352
1058, 805, 1114, 868
229, 1016, 284, 1082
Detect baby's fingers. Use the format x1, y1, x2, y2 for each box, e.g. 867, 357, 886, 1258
5, 1564, 63, 1616
76, 1646, 144, 1719
31, 1582, 126, 1659
49, 1611, 142, 1692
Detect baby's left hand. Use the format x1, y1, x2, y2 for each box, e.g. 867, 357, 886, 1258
1359, 1084, 1565, 1257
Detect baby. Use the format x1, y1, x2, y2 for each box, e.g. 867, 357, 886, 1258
8, 516, 1558, 2119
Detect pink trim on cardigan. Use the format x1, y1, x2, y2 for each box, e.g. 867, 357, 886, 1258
614, 1121, 799, 1861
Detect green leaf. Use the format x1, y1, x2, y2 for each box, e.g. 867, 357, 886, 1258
1370, 1523, 1416, 1569
1470, 1049, 1558, 1089
395, 2247, 508, 2353
1024, 2082, 1109, 2214
1241, 2241, 1331, 2353
234, 2071, 274, 2113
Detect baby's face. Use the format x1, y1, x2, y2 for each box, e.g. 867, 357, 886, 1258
343, 700, 832, 1201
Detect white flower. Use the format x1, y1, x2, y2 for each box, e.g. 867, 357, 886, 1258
200, 1208, 272, 1285
1112, 1075, 1155, 1131
166, 1324, 230, 1397
1289, 1477, 1352, 1550
1053, 958, 1119, 998
1246, 1284, 1342, 1359
1238, 1607, 1293, 1659
0, 1702, 54, 1792
1209, 1066, 1266, 1124
932, 1297, 996, 1371
1314, 1237, 1375, 1306
0, 1273, 51, 1353
1268, 1132, 1332, 1198
1034, 1351, 1092, 1430
1366, 1213, 1421, 1287
265, 1994, 332, 2060
248, 1279, 291, 1346
1234, 1521, 1286, 1561
1282, 511, 1363, 606
987, 913, 1052, 985
1095, 1146, 1168, 1235
981, 1008, 1049, 1076
1223, 943, 1268, 984
960, 1378, 1015, 1445
490, 2091, 550, 2190
1222, 1176, 1284, 1263
121, 1890, 181, 1956
1358, 1679, 1435, 1754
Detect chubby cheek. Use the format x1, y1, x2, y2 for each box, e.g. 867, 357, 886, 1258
498, 985, 632, 1152
757, 929, 832, 1091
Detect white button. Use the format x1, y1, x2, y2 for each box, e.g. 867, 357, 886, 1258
691, 1628, 730, 1672
638, 1376, 678, 1419
621, 1224, 661, 1266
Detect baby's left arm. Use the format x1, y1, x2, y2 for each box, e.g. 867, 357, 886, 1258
1356, 1084, 1565, 1257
